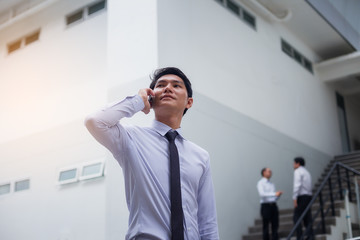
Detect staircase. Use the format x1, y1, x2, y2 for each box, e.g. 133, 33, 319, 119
242, 151, 360, 240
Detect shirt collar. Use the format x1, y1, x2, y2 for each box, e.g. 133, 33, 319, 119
262, 177, 271, 183
151, 120, 185, 140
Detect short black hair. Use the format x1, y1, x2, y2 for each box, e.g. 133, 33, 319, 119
149, 67, 193, 115
294, 157, 305, 166
261, 167, 267, 176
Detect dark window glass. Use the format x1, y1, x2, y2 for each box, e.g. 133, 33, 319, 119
8, 40, 22, 54
66, 10, 83, 25
227, 0, 240, 15
281, 39, 293, 57
88, 0, 106, 15
293, 49, 302, 64
303, 58, 313, 73
25, 31, 40, 45
243, 10, 256, 28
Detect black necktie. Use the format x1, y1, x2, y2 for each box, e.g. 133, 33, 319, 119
165, 130, 184, 240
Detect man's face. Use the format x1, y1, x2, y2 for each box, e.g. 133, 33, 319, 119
294, 162, 300, 169
152, 74, 193, 115
263, 168, 272, 179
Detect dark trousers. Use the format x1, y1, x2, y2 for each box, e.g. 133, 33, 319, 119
261, 203, 279, 240
293, 195, 314, 240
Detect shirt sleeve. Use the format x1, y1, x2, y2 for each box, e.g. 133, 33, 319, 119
84, 95, 144, 165
257, 180, 276, 197
293, 169, 301, 200
197, 158, 219, 240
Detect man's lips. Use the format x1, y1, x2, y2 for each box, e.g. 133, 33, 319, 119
160, 95, 175, 100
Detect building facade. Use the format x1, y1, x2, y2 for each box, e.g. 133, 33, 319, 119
0, 0, 359, 239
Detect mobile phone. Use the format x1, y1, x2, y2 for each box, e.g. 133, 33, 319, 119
148, 95, 153, 106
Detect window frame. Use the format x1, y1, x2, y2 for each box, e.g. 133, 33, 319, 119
79, 160, 105, 181
57, 165, 79, 185
14, 178, 30, 192
0, 182, 11, 196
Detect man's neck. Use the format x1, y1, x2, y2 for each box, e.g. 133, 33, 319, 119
155, 114, 183, 129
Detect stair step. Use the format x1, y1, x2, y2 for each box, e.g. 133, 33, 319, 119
243, 226, 331, 240
249, 217, 336, 233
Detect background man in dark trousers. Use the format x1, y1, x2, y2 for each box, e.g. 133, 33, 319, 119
85, 67, 219, 240
257, 167, 283, 240
293, 157, 314, 240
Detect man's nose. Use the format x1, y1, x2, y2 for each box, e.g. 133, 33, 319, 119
164, 84, 173, 92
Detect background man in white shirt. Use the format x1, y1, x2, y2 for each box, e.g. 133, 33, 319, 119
257, 167, 283, 240
293, 157, 314, 240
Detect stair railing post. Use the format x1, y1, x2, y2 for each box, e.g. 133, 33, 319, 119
337, 164, 343, 200
319, 191, 326, 234
328, 177, 335, 216
346, 168, 352, 202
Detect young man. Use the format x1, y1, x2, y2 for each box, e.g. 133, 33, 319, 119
85, 67, 219, 240
257, 167, 283, 240
293, 157, 314, 240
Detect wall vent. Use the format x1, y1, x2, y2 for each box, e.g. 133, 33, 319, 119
281, 39, 313, 73
215, 0, 256, 30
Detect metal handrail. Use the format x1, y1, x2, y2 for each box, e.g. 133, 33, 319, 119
286, 161, 360, 240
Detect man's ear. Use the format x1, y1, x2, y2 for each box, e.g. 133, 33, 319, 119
186, 97, 193, 110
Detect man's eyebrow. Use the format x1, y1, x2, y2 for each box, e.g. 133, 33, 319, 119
155, 79, 184, 85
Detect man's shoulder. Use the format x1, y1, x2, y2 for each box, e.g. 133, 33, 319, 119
257, 178, 263, 186
183, 139, 210, 158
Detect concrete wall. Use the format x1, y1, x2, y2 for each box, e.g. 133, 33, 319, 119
0, 0, 348, 239
0, 0, 108, 239
156, 0, 340, 238
0, 0, 107, 144
157, 0, 342, 156
0, 120, 108, 240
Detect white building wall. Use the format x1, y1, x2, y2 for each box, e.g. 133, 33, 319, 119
0, 0, 349, 240
156, 0, 341, 238
157, 0, 342, 156
0, 0, 108, 239
0, 0, 107, 144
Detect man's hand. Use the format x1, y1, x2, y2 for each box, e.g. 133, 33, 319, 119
293, 199, 297, 208
275, 191, 283, 197
138, 88, 155, 114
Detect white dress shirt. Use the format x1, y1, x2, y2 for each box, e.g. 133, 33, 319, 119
257, 177, 278, 203
293, 166, 312, 200
85, 95, 219, 240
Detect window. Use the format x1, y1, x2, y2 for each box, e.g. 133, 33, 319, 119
243, 10, 256, 27
14, 179, 30, 192
66, 0, 106, 26
25, 31, 40, 45
79, 161, 105, 181
227, 0, 240, 15
7, 40, 22, 54
7, 30, 40, 54
58, 160, 105, 185
215, 0, 256, 30
281, 39, 313, 73
66, 10, 84, 25
58, 167, 78, 185
0, 183, 11, 195
88, 1, 106, 16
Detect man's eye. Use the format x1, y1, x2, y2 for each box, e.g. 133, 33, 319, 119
156, 84, 163, 87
